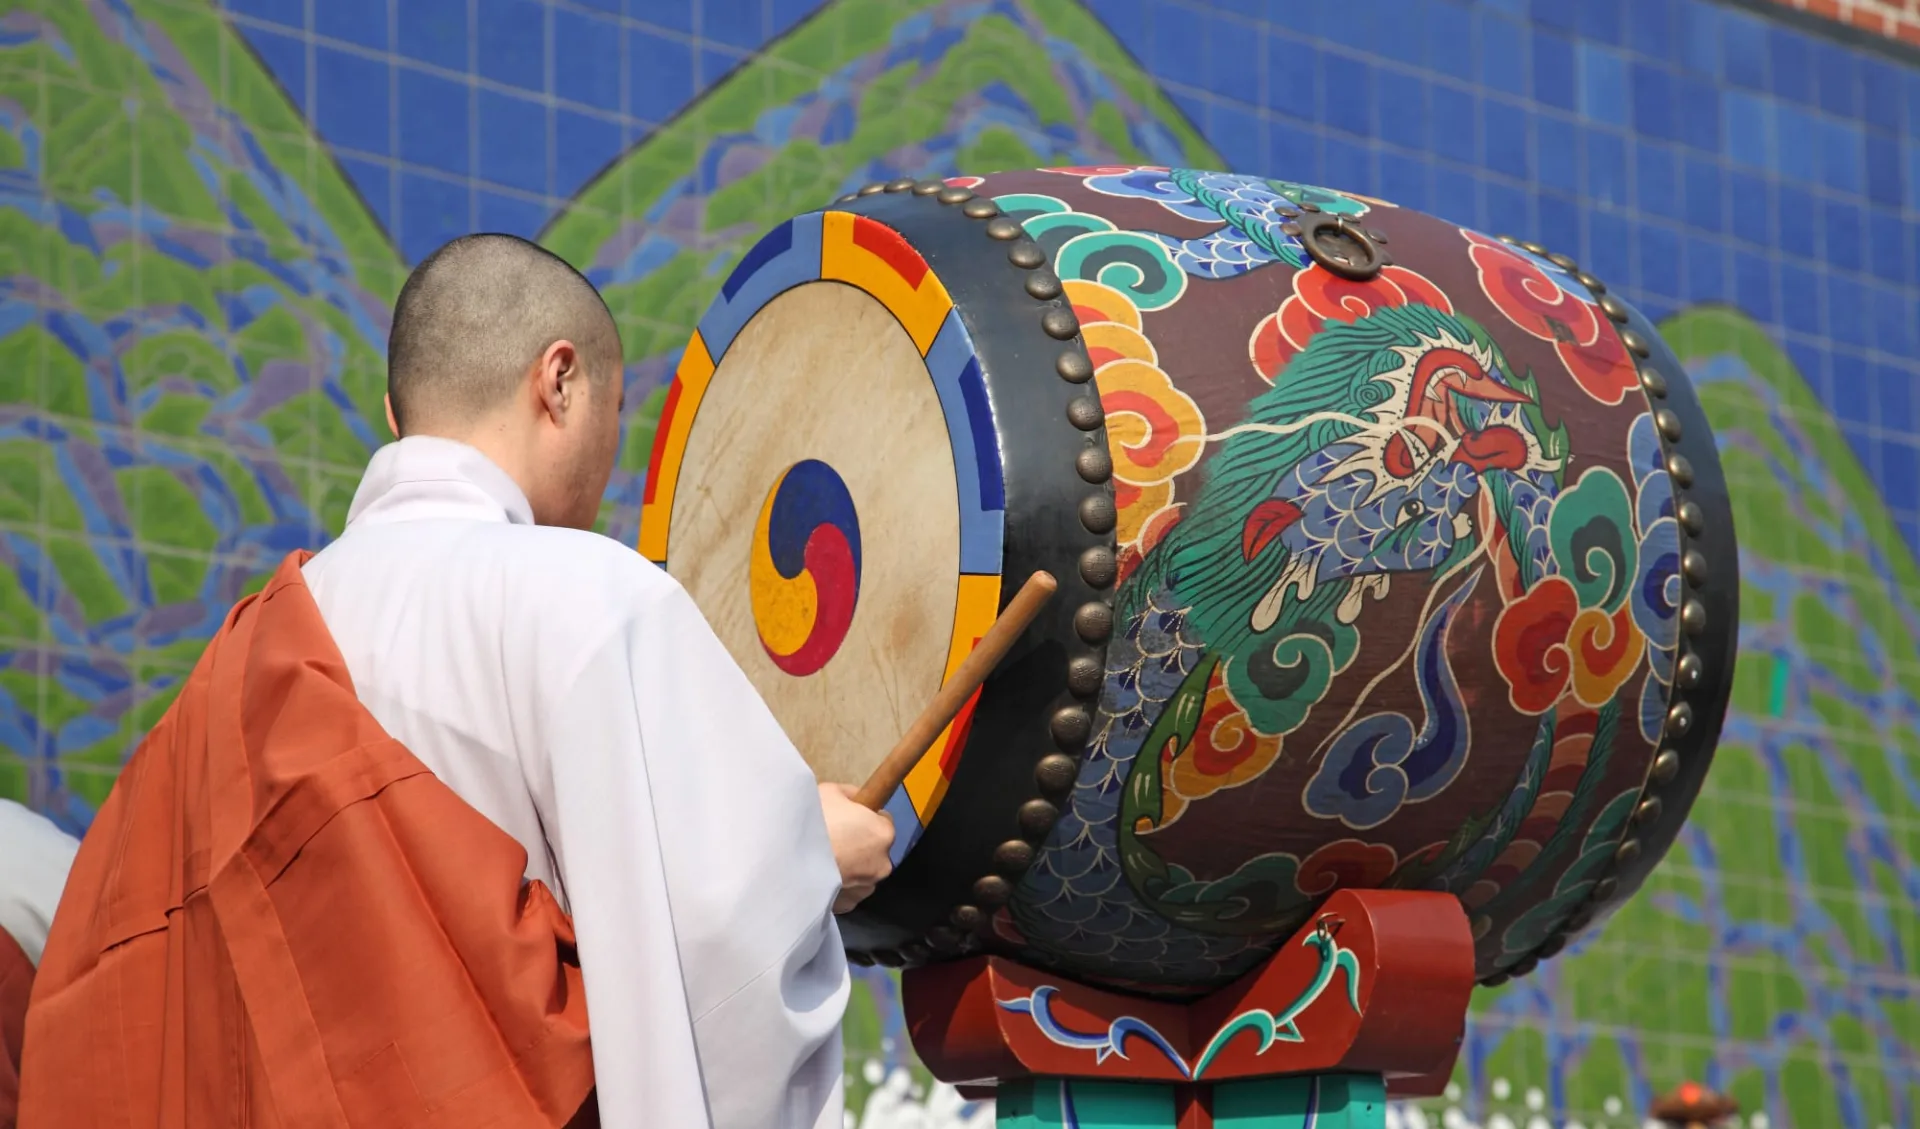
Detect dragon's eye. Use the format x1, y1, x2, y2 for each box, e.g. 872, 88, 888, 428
1399, 498, 1427, 522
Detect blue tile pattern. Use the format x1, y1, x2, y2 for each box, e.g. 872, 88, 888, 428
226, 0, 836, 259
1080, 0, 1920, 560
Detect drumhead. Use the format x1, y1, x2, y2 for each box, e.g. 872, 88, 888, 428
640, 211, 1010, 857
665, 281, 960, 787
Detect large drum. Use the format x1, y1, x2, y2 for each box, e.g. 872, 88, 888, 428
638, 167, 1737, 995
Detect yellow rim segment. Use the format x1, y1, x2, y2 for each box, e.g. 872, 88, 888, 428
747, 467, 821, 658
638, 330, 717, 563
820, 211, 954, 354
903, 572, 1004, 818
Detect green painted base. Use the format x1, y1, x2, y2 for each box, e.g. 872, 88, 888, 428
994, 1073, 1387, 1128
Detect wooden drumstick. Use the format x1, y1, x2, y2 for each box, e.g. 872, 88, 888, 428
853, 571, 1060, 810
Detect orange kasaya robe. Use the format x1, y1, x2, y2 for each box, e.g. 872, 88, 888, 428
18, 553, 598, 1129
1, 925, 30, 1127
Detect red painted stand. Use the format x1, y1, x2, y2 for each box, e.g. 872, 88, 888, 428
902, 889, 1475, 1128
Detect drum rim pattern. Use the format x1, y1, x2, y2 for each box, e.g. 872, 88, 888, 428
637, 207, 1012, 858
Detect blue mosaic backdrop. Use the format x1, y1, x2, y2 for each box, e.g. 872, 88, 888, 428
2, 0, 1918, 1125
216, 0, 1920, 551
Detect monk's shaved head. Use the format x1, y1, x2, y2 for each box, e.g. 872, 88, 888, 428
388, 234, 621, 432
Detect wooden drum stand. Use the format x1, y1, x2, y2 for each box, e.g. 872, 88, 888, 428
901, 888, 1473, 1129
856, 578, 1474, 1128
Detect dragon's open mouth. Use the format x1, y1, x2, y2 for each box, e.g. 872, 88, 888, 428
1448, 397, 1537, 472
1452, 424, 1528, 471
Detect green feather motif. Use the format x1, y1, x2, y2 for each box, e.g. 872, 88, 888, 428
1121, 304, 1527, 738
1477, 696, 1622, 919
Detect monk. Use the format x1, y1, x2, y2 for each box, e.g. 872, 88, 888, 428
0, 799, 78, 1126
19, 234, 895, 1129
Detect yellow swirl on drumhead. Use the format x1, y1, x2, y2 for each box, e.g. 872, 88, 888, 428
748, 467, 818, 658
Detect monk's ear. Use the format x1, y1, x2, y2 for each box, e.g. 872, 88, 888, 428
534, 340, 580, 424
383, 394, 399, 440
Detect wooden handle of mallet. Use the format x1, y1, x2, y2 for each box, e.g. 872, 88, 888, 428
853, 571, 1060, 809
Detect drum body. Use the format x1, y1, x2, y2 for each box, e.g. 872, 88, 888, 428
639, 167, 1737, 995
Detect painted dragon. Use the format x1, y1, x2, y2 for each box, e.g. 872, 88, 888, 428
1012, 299, 1628, 983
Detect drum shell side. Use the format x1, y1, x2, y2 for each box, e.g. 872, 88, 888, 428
956, 170, 1735, 992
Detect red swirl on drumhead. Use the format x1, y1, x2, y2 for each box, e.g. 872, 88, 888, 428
767, 524, 859, 676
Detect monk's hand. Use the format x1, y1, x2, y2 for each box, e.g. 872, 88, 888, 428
818, 783, 895, 914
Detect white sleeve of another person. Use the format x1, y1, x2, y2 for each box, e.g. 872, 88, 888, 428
539, 579, 848, 1129
0, 798, 80, 965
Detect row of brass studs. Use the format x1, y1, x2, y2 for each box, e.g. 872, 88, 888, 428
833, 177, 1105, 967
1479, 237, 1713, 989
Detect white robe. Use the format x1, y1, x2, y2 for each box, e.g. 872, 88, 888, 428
303, 436, 848, 1129
0, 798, 79, 965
